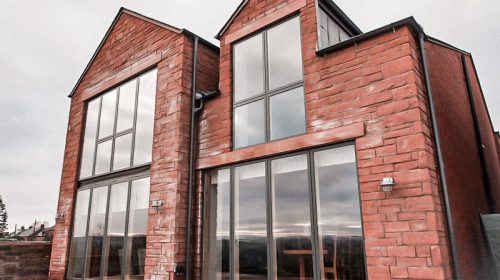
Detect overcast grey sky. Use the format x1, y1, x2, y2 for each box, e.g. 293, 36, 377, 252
0, 0, 498, 232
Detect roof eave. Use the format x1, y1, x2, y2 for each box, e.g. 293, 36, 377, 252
215, 0, 248, 40
316, 16, 424, 56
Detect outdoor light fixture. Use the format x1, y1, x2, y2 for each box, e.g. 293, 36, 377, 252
151, 200, 164, 208
380, 177, 395, 192
55, 212, 65, 221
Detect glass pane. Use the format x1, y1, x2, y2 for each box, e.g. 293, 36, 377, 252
86, 186, 109, 278
99, 90, 117, 139
68, 190, 90, 278
113, 133, 132, 171
80, 99, 100, 178
318, 8, 330, 49
234, 33, 264, 102
319, 27, 329, 49
134, 69, 157, 166
270, 87, 306, 140
327, 18, 341, 45
95, 140, 112, 175
116, 79, 137, 133
339, 27, 350, 42
268, 17, 303, 90
207, 169, 230, 280
105, 182, 128, 278
234, 163, 268, 279
234, 100, 265, 149
314, 146, 365, 280
271, 154, 314, 279
126, 177, 150, 278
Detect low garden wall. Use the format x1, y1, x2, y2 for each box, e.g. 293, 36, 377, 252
0, 241, 51, 279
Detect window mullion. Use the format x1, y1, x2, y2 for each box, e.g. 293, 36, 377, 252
229, 167, 235, 280
99, 185, 112, 279
92, 97, 104, 177
308, 151, 322, 280
121, 180, 133, 280
266, 160, 275, 280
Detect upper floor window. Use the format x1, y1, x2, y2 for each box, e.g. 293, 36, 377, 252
318, 7, 352, 49
233, 16, 306, 149
79, 69, 157, 179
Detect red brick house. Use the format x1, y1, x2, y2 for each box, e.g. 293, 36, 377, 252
49, 1, 500, 280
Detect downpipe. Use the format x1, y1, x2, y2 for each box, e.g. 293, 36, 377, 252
184, 35, 219, 280
417, 32, 461, 279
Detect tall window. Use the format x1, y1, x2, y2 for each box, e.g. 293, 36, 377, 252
204, 144, 366, 280
233, 16, 306, 149
70, 69, 157, 279
67, 176, 150, 279
80, 69, 157, 179
318, 7, 352, 49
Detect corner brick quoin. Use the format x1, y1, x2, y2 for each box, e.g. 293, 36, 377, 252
49, 0, 500, 279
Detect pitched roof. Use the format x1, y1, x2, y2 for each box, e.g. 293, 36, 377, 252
215, 0, 362, 39
68, 8, 217, 97
215, 0, 249, 40
15, 227, 42, 237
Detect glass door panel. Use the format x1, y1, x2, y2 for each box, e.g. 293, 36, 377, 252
68, 190, 91, 278
234, 163, 268, 280
104, 182, 129, 279
125, 177, 150, 279
271, 154, 314, 280
314, 146, 365, 280
86, 186, 109, 278
207, 169, 231, 280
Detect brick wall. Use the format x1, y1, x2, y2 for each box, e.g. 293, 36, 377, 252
462, 56, 500, 212
0, 241, 52, 280
196, 0, 454, 279
48, 10, 215, 279
426, 41, 500, 279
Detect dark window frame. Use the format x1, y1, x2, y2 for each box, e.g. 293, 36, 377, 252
67, 171, 151, 280
70, 66, 157, 279
79, 68, 157, 180
317, 2, 355, 50
231, 14, 307, 150
201, 141, 367, 280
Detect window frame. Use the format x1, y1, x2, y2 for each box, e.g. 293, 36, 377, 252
79, 68, 157, 181
70, 67, 157, 279
231, 14, 307, 150
201, 142, 367, 280
316, 2, 355, 50
67, 171, 151, 280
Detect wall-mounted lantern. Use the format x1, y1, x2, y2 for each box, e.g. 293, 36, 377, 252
151, 200, 164, 208
380, 177, 395, 192
55, 212, 65, 221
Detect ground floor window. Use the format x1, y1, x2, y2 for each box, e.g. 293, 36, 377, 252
67, 174, 150, 280
203, 143, 366, 280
